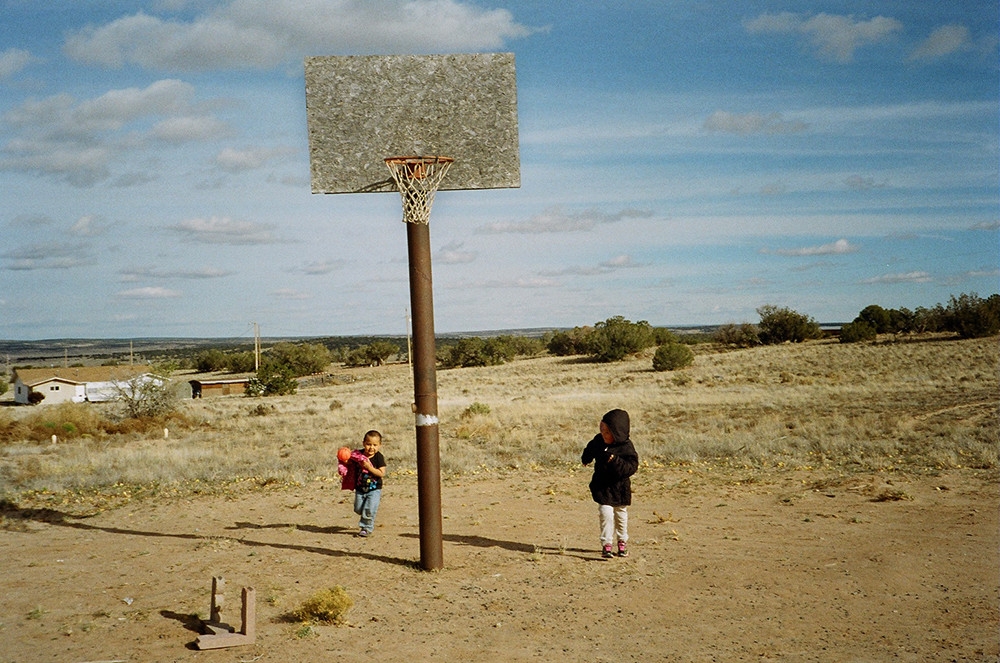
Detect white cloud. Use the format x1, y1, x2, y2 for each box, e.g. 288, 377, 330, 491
970, 221, 999, 231
69, 215, 108, 237
541, 254, 640, 277
744, 12, 902, 62
116, 286, 182, 298
112, 171, 159, 187
458, 276, 560, 289
170, 216, 280, 244
0, 140, 112, 187
64, 0, 534, 71
437, 241, 477, 265
294, 260, 343, 275
1, 242, 92, 270
215, 146, 292, 173
119, 266, 233, 281
759, 182, 788, 197
704, 110, 807, 135
600, 255, 639, 269
477, 207, 652, 234
73, 79, 195, 132
860, 271, 932, 284
909, 24, 971, 61
0, 80, 224, 186
844, 175, 887, 191
270, 288, 311, 300
540, 265, 604, 277
153, 116, 230, 142
966, 268, 1000, 279
9, 213, 55, 228
0, 48, 34, 79
762, 239, 859, 257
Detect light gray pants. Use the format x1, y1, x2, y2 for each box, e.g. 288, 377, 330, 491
598, 504, 628, 547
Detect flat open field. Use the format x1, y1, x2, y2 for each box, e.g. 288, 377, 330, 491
1, 335, 997, 661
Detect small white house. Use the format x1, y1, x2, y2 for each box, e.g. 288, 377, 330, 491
12, 366, 159, 405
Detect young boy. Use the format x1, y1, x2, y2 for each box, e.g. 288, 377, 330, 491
353, 430, 387, 537
581, 409, 639, 558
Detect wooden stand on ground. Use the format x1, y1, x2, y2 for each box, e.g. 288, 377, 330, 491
195, 577, 256, 650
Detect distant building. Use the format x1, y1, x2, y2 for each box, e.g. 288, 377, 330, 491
188, 378, 250, 398
12, 366, 159, 405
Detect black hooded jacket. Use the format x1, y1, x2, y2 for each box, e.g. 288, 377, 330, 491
581, 409, 639, 507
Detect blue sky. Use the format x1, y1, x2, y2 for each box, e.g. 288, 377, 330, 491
1, 1, 997, 339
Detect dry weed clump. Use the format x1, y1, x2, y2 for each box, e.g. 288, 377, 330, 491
293, 586, 353, 625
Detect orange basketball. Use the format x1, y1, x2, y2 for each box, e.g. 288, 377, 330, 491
337, 447, 351, 463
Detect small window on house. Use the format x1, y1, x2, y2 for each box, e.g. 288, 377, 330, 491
50, 385, 60, 391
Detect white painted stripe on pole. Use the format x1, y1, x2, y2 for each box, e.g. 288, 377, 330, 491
415, 413, 439, 426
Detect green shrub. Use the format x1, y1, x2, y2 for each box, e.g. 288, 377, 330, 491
713, 323, 760, 347
225, 351, 257, 373
945, 292, 1000, 339
652, 342, 694, 371
266, 342, 330, 376
585, 316, 655, 362
366, 341, 401, 366
546, 328, 591, 356
463, 402, 491, 417
441, 337, 513, 368
245, 368, 297, 397
194, 349, 228, 373
756, 305, 822, 344
839, 320, 877, 343
856, 304, 892, 334
652, 328, 678, 345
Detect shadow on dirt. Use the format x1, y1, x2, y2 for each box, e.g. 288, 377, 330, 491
0, 500, 416, 567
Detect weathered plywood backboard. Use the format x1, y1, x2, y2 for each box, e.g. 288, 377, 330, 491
305, 53, 520, 194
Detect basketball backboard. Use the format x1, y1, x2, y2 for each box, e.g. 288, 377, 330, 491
304, 53, 519, 194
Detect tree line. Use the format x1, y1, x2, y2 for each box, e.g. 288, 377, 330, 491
133, 289, 996, 398
837, 293, 999, 343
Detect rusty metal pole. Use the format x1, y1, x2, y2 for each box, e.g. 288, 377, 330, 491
405, 219, 444, 571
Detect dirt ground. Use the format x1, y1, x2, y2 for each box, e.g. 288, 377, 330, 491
1, 466, 997, 662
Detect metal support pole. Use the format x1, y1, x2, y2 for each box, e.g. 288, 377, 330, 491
406, 220, 444, 571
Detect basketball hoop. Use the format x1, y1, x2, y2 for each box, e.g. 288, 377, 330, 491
385, 156, 454, 224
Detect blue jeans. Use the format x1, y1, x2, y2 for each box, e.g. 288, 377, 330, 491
354, 488, 382, 533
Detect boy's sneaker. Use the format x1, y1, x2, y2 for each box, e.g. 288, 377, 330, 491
617, 541, 628, 557
602, 544, 615, 559
358, 529, 369, 538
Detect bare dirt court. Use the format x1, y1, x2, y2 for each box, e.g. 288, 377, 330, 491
2, 465, 996, 662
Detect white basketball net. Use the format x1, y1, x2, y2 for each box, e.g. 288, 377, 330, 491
384, 156, 454, 225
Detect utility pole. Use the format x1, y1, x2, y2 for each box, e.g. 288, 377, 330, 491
253, 322, 261, 371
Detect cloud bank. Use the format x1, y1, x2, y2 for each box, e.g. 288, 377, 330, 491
63, 0, 534, 71
744, 12, 902, 62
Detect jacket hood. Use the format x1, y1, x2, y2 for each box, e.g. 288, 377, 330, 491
601, 409, 630, 444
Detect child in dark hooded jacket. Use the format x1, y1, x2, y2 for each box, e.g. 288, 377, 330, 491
582, 408, 639, 558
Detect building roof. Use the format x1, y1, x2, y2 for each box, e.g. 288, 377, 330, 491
13, 365, 154, 387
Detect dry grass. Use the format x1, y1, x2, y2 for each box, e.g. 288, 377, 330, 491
292, 586, 354, 625
1, 334, 996, 502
